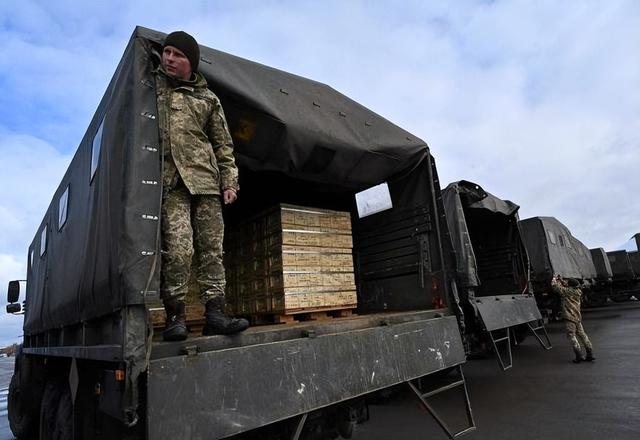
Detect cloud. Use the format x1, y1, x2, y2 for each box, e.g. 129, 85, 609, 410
0, 132, 73, 255
0, 132, 70, 347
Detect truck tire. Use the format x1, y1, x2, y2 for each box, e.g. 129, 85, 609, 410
39, 381, 72, 440
8, 372, 39, 439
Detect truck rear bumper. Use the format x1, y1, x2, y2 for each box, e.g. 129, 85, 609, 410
147, 315, 465, 439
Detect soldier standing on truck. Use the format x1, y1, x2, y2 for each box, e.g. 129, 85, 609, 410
551, 275, 595, 363
156, 31, 249, 340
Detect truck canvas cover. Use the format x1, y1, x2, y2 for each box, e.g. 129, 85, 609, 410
627, 251, 640, 276
24, 26, 446, 335
442, 181, 542, 355
442, 180, 521, 290
606, 250, 635, 279
589, 248, 613, 279
519, 217, 597, 282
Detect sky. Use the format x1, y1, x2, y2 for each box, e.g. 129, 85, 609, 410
0, 0, 638, 346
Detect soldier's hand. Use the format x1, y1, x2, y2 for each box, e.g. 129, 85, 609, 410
223, 189, 237, 205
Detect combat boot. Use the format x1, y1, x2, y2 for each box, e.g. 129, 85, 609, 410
585, 351, 596, 362
163, 300, 188, 341
572, 350, 585, 363
203, 297, 249, 336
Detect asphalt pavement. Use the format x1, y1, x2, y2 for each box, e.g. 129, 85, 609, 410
0, 357, 14, 440
1, 301, 638, 440
353, 301, 640, 439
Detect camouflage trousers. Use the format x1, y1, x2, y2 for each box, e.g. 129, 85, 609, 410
161, 178, 225, 304
566, 320, 593, 357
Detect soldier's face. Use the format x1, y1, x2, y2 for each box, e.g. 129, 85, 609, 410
162, 46, 192, 80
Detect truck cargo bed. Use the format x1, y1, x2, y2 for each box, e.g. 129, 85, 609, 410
150, 309, 450, 359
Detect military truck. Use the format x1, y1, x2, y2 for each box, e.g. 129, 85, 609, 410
606, 250, 640, 302
5, 27, 475, 440
441, 181, 550, 370
519, 217, 597, 317
586, 248, 613, 307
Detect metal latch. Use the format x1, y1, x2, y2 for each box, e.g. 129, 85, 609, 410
182, 345, 199, 356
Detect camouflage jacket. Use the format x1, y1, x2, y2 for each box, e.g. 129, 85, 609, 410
552, 284, 582, 323
155, 68, 239, 195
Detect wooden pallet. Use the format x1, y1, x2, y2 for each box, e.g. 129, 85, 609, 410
150, 303, 356, 331
249, 307, 356, 325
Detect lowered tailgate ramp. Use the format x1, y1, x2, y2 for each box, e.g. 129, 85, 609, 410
147, 313, 474, 439
474, 295, 552, 371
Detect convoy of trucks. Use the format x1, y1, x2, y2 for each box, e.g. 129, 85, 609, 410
4, 26, 637, 440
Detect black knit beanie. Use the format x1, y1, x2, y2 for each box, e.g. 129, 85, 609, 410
163, 31, 200, 72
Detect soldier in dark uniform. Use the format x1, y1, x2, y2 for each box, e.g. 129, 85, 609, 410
551, 275, 595, 363
156, 31, 249, 341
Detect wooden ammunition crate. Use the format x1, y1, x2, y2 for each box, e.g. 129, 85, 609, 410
225, 204, 357, 316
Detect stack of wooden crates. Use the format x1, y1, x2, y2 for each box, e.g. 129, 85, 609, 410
225, 204, 357, 318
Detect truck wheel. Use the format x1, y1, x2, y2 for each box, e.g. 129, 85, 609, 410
8, 372, 39, 439
39, 381, 72, 440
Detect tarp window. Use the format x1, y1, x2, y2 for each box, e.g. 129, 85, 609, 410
58, 186, 69, 231
28, 247, 34, 270
91, 118, 104, 182
39, 227, 47, 257
547, 230, 557, 245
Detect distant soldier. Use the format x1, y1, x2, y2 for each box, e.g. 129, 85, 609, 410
551, 275, 595, 363
156, 31, 249, 341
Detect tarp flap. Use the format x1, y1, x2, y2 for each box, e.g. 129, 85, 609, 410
137, 27, 427, 191
520, 217, 597, 283
442, 182, 480, 287
455, 180, 519, 216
